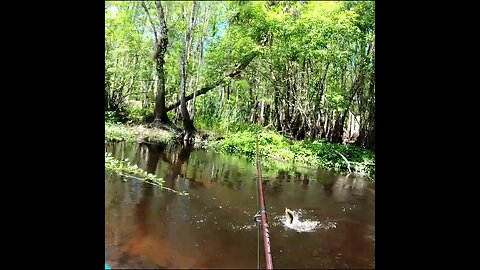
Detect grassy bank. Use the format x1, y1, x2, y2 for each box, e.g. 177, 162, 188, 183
207, 126, 375, 180
105, 122, 174, 144
105, 121, 375, 180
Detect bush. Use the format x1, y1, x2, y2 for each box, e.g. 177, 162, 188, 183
105, 111, 121, 124
126, 107, 152, 124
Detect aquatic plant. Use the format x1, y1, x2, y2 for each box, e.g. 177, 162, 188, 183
105, 152, 188, 195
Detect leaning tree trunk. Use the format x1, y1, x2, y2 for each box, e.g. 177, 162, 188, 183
179, 2, 198, 138
142, 1, 171, 126
165, 50, 258, 112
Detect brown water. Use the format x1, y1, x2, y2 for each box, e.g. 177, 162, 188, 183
105, 142, 375, 269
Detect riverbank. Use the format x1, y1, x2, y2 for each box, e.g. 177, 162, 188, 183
105, 122, 175, 144
105, 122, 375, 180
207, 127, 375, 180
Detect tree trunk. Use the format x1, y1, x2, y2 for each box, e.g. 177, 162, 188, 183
226, 81, 230, 101
312, 62, 329, 139
142, 1, 171, 126
331, 40, 373, 144
191, 6, 208, 120
361, 70, 375, 149
249, 101, 258, 123
259, 100, 265, 125
179, 2, 198, 137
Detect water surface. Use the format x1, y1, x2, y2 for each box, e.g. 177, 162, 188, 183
105, 142, 375, 269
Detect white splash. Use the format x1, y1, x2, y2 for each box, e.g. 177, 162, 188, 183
317, 220, 337, 230
231, 224, 257, 231
280, 210, 321, 233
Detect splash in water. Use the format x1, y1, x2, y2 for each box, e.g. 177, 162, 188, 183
280, 209, 321, 233
231, 224, 257, 231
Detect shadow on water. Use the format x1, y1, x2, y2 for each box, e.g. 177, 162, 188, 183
105, 141, 375, 269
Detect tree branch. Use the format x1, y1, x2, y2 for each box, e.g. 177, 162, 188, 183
141, 1, 158, 45
334, 150, 352, 174
166, 51, 259, 111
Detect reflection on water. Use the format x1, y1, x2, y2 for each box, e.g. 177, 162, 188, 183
105, 141, 375, 269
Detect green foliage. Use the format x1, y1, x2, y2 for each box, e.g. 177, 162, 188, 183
208, 125, 375, 179
105, 123, 137, 142
105, 1, 156, 113
105, 123, 175, 144
301, 140, 375, 176
105, 111, 122, 124
105, 0, 375, 159
125, 106, 152, 124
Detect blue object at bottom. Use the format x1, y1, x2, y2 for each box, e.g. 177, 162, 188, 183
105, 263, 111, 269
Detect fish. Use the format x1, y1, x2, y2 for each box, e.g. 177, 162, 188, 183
285, 208, 295, 224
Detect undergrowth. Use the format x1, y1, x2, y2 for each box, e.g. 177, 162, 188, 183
207, 125, 375, 179
105, 122, 174, 144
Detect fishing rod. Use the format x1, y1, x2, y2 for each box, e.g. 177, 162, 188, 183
253, 132, 274, 269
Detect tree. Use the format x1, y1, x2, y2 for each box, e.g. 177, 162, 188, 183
142, 1, 172, 126
179, 1, 199, 138
104, 1, 375, 149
